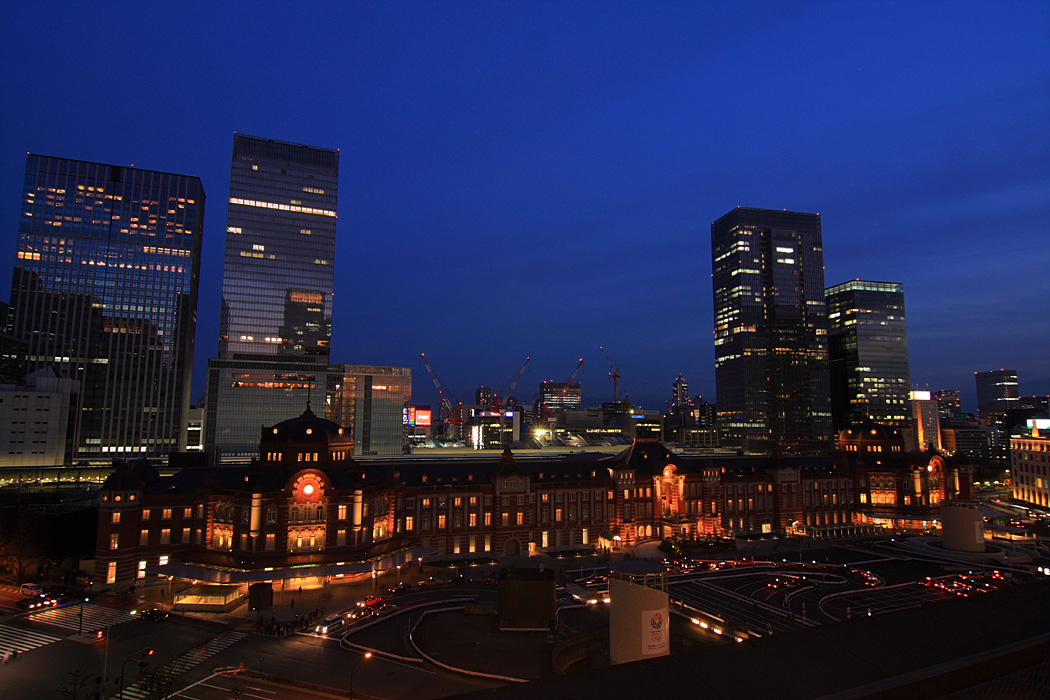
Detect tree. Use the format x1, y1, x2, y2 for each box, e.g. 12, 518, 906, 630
60, 667, 92, 700
0, 511, 42, 584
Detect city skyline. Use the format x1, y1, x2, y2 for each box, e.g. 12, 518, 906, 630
1, 2, 1047, 414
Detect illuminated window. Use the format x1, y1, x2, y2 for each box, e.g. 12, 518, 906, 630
501, 513, 509, 527
406, 516, 414, 530
158, 555, 168, 566
555, 508, 563, 522
266, 533, 275, 550
484, 512, 491, 527
160, 529, 170, 545
516, 512, 524, 526
338, 504, 347, 520
183, 507, 192, 518
111, 512, 121, 524
162, 508, 172, 520
182, 527, 190, 542
137, 560, 146, 579
438, 514, 446, 529
110, 533, 119, 550
469, 513, 477, 527
337, 529, 346, 546
142, 509, 150, 520
139, 530, 148, 546
107, 562, 117, 585
454, 497, 462, 507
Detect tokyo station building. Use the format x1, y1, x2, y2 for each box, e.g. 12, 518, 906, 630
94, 407, 974, 590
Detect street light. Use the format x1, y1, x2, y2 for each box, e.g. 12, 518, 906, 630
350, 651, 372, 699
119, 648, 154, 699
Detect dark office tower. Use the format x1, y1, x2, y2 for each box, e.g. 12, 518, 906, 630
476, 386, 494, 408
711, 207, 832, 453
975, 369, 1019, 416
826, 280, 911, 431
218, 134, 337, 361
205, 135, 342, 457
672, 374, 691, 407
10, 155, 203, 459
934, 389, 962, 419
539, 381, 581, 412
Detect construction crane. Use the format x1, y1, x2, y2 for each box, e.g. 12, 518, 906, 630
599, 346, 622, 405
419, 353, 462, 424
494, 357, 530, 411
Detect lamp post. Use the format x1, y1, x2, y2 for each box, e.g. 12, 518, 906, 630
350, 651, 371, 699
119, 648, 154, 699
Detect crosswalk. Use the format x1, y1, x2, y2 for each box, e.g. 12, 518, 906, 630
0, 623, 60, 658
117, 631, 247, 700
27, 603, 135, 633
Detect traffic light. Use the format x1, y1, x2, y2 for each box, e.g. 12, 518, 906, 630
96, 629, 104, 640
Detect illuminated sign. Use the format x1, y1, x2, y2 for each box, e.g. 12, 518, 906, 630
289, 289, 324, 304
416, 409, 432, 426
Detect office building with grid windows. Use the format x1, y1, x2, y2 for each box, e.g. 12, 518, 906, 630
711, 207, 832, 453
9, 155, 203, 460
826, 280, 911, 432
204, 135, 410, 457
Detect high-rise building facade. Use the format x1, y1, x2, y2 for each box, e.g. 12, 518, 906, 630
711, 207, 832, 453
204, 135, 410, 457
10, 155, 203, 459
539, 381, 582, 412
934, 389, 962, 419
826, 280, 911, 431
672, 374, 690, 407
975, 369, 1019, 416
218, 134, 338, 361
908, 390, 941, 452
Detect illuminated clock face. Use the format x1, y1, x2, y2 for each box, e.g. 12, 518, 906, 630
293, 473, 324, 502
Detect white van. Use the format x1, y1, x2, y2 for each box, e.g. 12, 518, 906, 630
19, 583, 44, 596
315, 614, 344, 636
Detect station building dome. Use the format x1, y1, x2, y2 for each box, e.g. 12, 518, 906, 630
258, 403, 353, 468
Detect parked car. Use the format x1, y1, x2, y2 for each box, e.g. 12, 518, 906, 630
141, 609, 169, 622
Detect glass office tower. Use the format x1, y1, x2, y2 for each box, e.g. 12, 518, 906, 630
10, 155, 203, 460
711, 207, 832, 453
218, 134, 338, 361
826, 280, 911, 431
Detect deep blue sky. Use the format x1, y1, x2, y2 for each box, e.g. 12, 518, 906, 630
2, 1, 1048, 414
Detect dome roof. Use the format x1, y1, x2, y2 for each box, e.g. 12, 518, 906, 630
260, 403, 351, 449
839, 421, 904, 443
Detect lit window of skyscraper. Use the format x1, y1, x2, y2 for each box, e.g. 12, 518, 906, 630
10, 155, 204, 459
711, 207, 832, 453
826, 280, 911, 431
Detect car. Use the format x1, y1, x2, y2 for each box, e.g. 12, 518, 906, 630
19, 583, 44, 596
451, 575, 472, 585
417, 576, 443, 587
315, 614, 344, 635
16, 596, 48, 611
482, 576, 499, 586
141, 609, 169, 622
388, 582, 412, 595
358, 595, 382, 608
346, 607, 374, 621
375, 603, 399, 616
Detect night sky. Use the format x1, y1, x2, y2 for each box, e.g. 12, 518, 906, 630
1, 2, 1047, 414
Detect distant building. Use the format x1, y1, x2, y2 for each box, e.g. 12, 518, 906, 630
711, 207, 832, 453
0, 368, 79, 466
475, 386, 494, 408
539, 381, 581, 413
934, 389, 962, 420
1011, 420, 1050, 508
908, 391, 942, 452
1019, 395, 1050, 415
826, 280, 911, 431
975, 369, 1020, 416
671, 374, 690, 407
10, 155, 204, 459
975, 369, 1020, 465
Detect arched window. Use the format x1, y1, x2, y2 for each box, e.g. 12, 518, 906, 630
316, 506, 324, 520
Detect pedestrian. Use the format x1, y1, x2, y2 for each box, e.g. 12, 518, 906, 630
298, 585, 302, 595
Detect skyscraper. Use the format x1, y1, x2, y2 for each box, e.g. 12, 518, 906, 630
10, 155, 203, 460
671, 374, 690, 407
934, 389, 962, 419
711, 207, 832, 453
204, 135, 410, 457
826, 280, 911, 431
218, 134, 338, 361
975, 369, 1019, 416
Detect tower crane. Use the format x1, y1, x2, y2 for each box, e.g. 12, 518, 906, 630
494, 357, 530, 411
599, 346, 623, 406
419, 353, 462, 424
